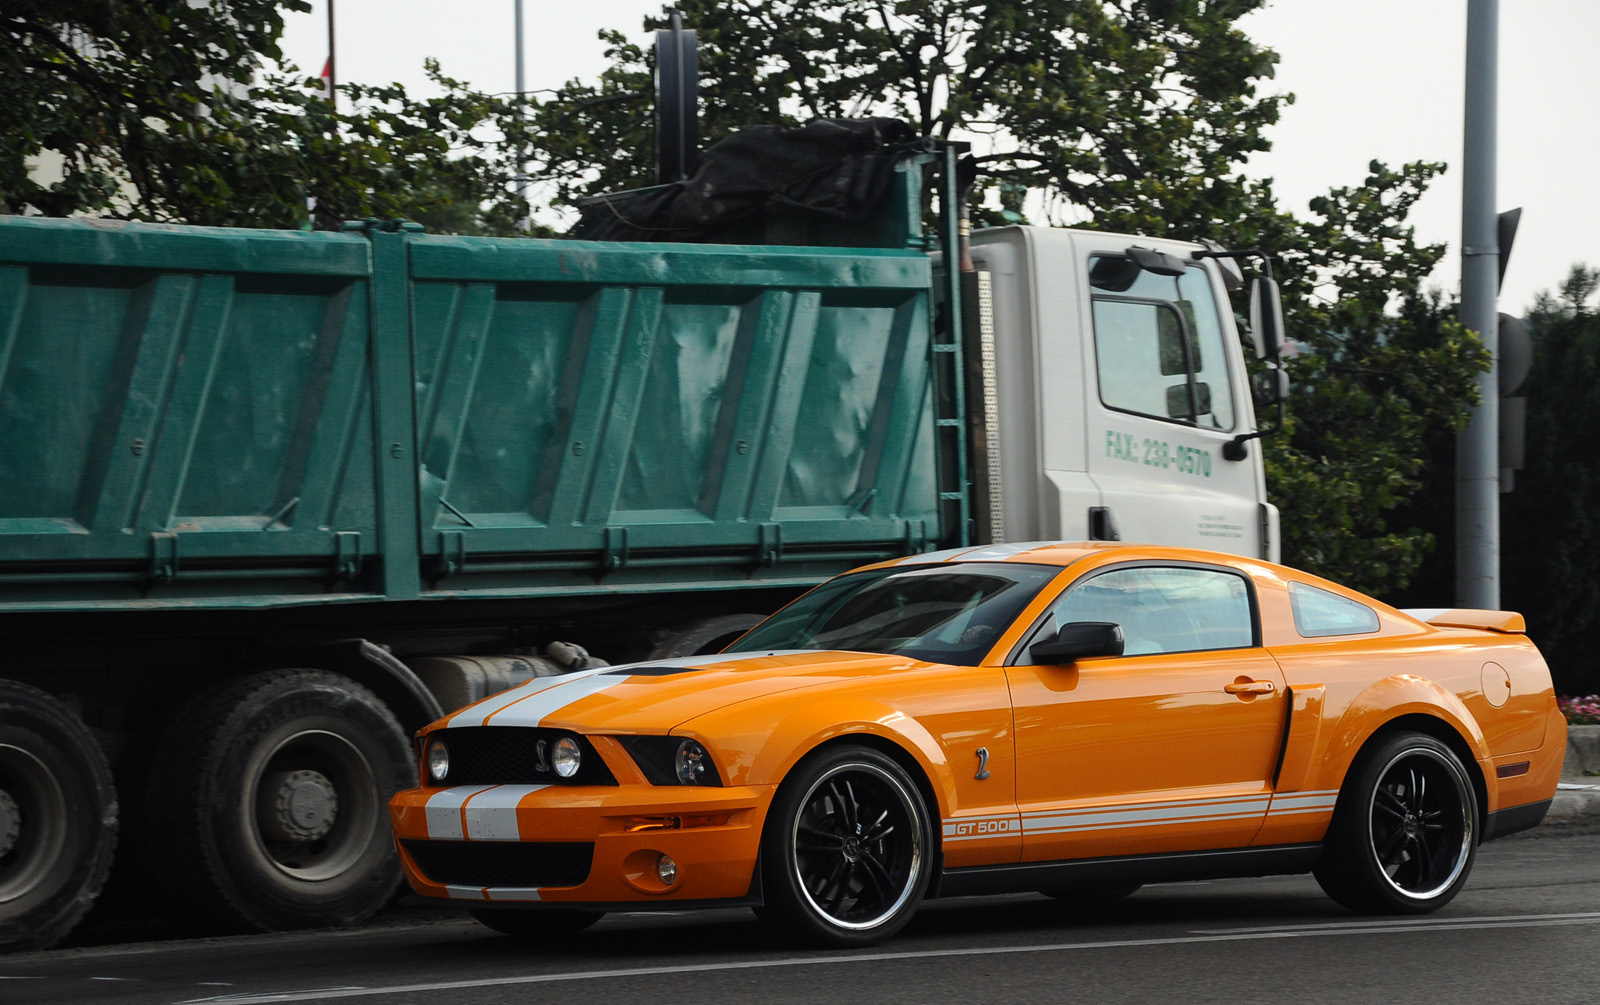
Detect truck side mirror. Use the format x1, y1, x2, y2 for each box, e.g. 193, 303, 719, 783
1249, 277, 1285, 361
1127, 246, 1188, 278
1251, 369, 1289, 407
1030, 622, 1125, 664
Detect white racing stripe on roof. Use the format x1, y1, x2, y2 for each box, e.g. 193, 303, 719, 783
424, 785, 498, 840
889, 541, 1061, 566
463, 785, 547, 840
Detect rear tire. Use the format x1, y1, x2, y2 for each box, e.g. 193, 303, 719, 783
760, 745, 931, 947
469, 908, 604, 938
147, 670, 412, 932
0, 681, 118, 953
1314, 731, 1478, 914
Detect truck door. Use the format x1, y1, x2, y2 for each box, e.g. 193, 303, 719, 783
1071, 235, 1266, 557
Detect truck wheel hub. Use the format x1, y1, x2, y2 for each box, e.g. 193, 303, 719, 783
0, 789, 18, 858
259, 769, 339, 843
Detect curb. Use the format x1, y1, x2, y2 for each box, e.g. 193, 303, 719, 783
1545, 724, 1600, 824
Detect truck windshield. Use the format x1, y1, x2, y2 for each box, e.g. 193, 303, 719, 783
724, 562, 1060, 664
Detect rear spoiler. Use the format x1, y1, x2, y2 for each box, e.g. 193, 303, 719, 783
1402, 608, 1527, 634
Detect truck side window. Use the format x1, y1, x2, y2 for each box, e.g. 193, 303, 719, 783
1089, 257, 1235, 431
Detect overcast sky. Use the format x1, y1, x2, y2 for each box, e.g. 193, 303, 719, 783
279, 0, 1597, 314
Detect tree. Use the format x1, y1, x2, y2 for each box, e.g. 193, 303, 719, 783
2, 2, 530, 233
1263, 162, 1489, 595
1501, 265, 1600, 694
523, 0, 1289, 239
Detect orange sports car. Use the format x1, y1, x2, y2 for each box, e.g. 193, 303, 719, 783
388, 543, 1565, 946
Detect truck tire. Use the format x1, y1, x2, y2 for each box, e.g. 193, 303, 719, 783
0, 680, 118, 953
147, 669, 412, 933
647, 614, 767, 659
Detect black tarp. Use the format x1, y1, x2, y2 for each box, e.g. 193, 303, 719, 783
572, 117, 916, 243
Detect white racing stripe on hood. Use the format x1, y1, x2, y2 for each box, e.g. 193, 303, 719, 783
463, 785, 548, 840
445, 670, 605, 728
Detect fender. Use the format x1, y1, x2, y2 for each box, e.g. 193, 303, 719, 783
681, 697, 968, 820
1309, 673, 1494, 808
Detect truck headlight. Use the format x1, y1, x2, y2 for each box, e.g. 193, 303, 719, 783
426, 738, 450, 784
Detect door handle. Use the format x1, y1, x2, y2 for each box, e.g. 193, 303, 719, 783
1224, 680, 1276, 695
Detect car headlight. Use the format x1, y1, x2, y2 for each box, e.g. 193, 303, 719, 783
619, 736, 724, 786
426, 738, 450, 784
551, 736, 582, 779
675, 740, 711, 785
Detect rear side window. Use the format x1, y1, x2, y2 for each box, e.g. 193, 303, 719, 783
1288, 582, 1380, 638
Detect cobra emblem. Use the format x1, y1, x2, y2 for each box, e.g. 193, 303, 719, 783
975, 746, 991, 781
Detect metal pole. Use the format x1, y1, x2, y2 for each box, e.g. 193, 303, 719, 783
514, 0, 529, 229
326, 0, 337, 110
1456, 0, 1499, 608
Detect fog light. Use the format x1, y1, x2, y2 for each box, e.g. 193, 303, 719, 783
552, 737, 582, 778
426, 738, 450, 784
657, 854, 677, 886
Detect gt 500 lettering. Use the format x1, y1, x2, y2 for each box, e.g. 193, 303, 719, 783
954, 818, 1016, 836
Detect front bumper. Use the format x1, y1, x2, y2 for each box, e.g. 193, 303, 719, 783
389, 780, 774, 906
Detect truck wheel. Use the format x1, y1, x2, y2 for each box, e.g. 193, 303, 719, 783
0, 680, 118, 952
647, 614, 766, 659
759, 745, 932, 947
148, 670, 412, 932
1313, 731, 1478, 914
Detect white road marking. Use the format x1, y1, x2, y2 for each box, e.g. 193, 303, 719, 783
170, 912, 1600, 1003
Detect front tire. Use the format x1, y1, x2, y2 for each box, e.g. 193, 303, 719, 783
0, 681, 118, 952
760, 745, 931, 947
1314, 731, 1478, 914
147, 670, 412, 932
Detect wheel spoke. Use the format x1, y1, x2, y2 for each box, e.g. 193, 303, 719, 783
1375, 787, 1408, 819
827, 862, 854, 914
1412, 831, 1434, 880
799, 824, 844, 847
858, 849, 894, 894
1376, 825, 1406, 865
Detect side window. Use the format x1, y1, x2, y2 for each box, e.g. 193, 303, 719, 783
1047, 566, 1255, 655
1288, 582, 1380, 638
1089, 256, 1235, 431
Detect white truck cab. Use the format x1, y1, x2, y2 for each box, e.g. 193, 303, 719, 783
968, 226, 1280, 562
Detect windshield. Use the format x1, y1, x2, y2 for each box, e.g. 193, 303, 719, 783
725, 562, 1061, 664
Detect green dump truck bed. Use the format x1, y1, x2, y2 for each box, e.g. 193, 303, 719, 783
0, 216, 943, 611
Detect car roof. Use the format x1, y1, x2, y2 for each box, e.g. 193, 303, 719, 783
860, 541, 1245, 572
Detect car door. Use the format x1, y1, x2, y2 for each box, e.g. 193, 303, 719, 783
1004, 563, 1286, 863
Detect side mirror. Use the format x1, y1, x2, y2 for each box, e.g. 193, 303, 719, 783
1249, 277, 1285, 361
1251, 368, 1289, 407
1030, 622, 1125, 664
1127, 246, 1188, 278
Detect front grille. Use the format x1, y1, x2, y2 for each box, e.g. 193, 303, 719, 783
403, 840, 594, 888
433, 727, 616, 786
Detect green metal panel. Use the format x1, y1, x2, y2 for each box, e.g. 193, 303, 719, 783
0, 213, 944, 609
407, 234, 938, 582
0, 220, 379, 599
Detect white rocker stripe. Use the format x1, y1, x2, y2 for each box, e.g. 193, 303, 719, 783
445, 885, 487, 901
424, 785, 499, 840
1265, 789, 1341, 817
1026, 808, 1266, 836
463, 785, 549, 840
942, 813, 1024, 842
1023, 794, 1271, 834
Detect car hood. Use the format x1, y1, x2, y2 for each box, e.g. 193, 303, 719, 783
438, 649, 928, 734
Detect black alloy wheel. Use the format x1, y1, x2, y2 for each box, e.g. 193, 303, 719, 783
762, 745, 931, 947
1315, 731, 1478, 914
